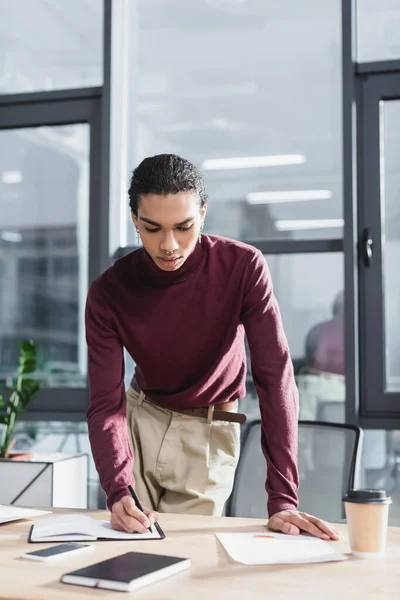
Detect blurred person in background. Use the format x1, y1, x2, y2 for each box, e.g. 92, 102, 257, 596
305, 291, 345, 376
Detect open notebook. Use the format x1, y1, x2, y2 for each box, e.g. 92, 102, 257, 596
28, 514, 165, 543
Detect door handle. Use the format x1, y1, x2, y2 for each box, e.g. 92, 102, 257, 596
361, 228, 373, 267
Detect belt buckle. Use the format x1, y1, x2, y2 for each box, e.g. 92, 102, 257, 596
207, 405, 214, 424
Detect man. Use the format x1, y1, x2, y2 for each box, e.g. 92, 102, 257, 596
85, 154, 339, 541
306, 291, 344, 376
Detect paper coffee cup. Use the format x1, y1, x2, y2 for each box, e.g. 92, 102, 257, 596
343, 489, 392, 558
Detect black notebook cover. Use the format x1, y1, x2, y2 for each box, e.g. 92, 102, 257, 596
61, 552, 189, 588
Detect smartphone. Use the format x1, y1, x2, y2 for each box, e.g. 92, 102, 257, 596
22, 543, 93, 562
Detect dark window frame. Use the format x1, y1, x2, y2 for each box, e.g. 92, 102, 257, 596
357, 71, 400, 427
0, 1, 345, 421
3, 0, 400, 429
0, 1, 112, 422
348, 0, 400, 429
0, 92, 106, 421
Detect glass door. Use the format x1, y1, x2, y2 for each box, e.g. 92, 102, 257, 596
0, 93, 103, 419
0, 124, 90, 389
359, 72, 400, 416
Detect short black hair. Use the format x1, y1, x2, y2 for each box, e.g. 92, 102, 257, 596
128, 154, 208, 216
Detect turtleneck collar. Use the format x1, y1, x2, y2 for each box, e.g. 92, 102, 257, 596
136, 238, 205, 287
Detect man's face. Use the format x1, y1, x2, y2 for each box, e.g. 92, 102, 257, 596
132, 192, 206, 272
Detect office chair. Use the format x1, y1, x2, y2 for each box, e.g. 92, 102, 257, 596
225, 419, 363, 523
111, 245, 140, 263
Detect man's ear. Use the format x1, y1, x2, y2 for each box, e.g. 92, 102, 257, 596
200, 204, 207, 223
131, 210, 138, 229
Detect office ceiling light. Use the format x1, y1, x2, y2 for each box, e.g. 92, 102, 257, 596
2, 171, 23, 184
1, 231, 22, 242
206, 0, 248, 14
247, 190, 332, 204
202, 154, 306, 170
275, 219, 344, 231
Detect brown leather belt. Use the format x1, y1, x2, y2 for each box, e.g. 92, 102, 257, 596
130, 379, 246, 424
172, 401, 247, 424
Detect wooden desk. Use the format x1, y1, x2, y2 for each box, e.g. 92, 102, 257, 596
1, 508, 400, 599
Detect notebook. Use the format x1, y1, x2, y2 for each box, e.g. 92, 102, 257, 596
28, 514, 165, 543
61, 551, 190, 592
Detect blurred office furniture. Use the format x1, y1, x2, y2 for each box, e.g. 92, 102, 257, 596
13, 422, 99, 508
295, 369, 395, 493
225, 419, 363, 523
0, 452, 88, 508
296, 368, 345, 422
111, 245, 140, 263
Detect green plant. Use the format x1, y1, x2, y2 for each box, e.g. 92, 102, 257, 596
0, 341, 40, 458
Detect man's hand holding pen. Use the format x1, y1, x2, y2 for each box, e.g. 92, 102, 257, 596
111, 494, 159, 534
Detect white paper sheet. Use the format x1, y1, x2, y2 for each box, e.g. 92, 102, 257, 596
216, 532, 348, 565
0, 505, 51, 525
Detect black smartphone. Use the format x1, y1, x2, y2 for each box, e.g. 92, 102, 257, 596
22, 543, 93, 562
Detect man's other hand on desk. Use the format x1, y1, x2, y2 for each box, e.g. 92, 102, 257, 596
110, 496, 159, 533
267, 510, 341, 540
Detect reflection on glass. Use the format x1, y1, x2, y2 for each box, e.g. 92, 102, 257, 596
360, 429, 400, 524
357, 0, 400, 62
242, 253, 345, 422
381, 101, 400, 392
123, 0, 343, 243
0, 0, 103, 93
0, 124, 90, 387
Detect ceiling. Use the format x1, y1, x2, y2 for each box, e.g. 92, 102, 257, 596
0, 0, 103, 92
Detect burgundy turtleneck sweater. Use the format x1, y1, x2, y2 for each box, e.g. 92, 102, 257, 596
85, 234, 299, 516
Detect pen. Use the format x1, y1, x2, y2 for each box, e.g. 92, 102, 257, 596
127, 485, 152, 533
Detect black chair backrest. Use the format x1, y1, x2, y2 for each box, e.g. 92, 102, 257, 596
111, 245, 140, 263
226, 419, 363, 522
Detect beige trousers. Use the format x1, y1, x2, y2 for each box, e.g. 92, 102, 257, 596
126, 386, 241, 516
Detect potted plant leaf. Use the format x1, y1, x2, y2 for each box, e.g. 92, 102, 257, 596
0, 340, 40, 459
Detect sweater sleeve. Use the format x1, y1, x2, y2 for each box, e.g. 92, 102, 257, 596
85, 281, 133, 510
241, 250, 299, 517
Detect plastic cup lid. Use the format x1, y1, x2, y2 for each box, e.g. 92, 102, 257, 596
342, 489, 392, 504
